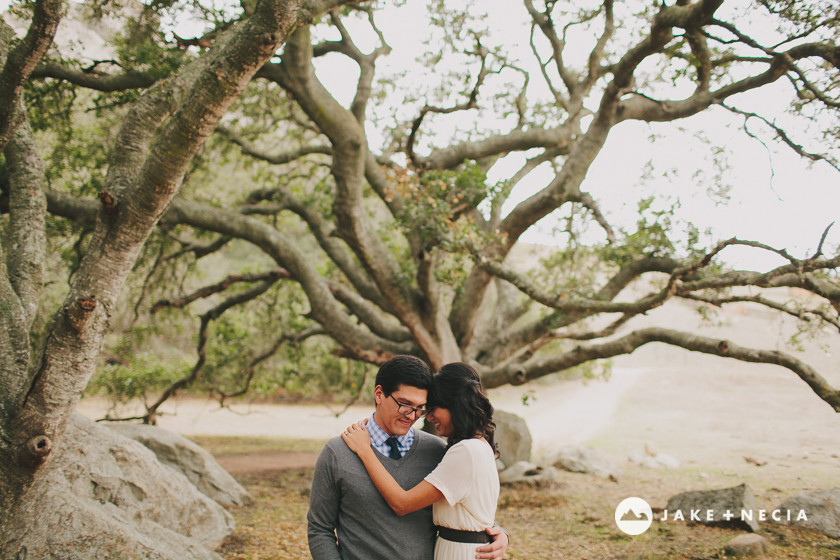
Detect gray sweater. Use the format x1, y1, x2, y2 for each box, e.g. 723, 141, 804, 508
307, 429, 447, 560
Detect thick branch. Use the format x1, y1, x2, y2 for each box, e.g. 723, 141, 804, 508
0, 0, 62, 151
248, 185, 388, 310
330, 284, 412, 343
29, 62, 159, 91
278, 27, 448, 358
483, 327, 840, 412
415, 126, 574, 171
3, 115, 46, 328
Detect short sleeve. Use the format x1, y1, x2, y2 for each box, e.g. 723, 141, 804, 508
423, 442, 475, 506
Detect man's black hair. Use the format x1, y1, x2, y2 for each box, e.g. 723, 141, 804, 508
375, 355, 433, 395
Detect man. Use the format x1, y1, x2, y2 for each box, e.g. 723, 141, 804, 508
308, 355, 509, 560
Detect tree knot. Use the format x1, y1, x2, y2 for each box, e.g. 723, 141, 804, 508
98, 190, 118, 217
66, 295, 97, 333
22, 435, 52, 465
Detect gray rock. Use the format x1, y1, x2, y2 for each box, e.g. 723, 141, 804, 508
724, 534, 770, 557
2, 413, 233, 559
666, 483, 760, 532
550, 444, 621, 479
108, 422, 249, 507
498, 461, 562, 486
628, 448, 681, 468
499, 460, 540, 482
6, 482, 224, 560
494, 410, 532, 467
775, 487, 840, 538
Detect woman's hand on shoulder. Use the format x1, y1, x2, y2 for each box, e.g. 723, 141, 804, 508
341, 419, 371, 457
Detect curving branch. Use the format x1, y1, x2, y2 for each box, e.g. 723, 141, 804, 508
29, 62, 159, 92
406, 39, 490, 168
680, 292, 840, 332
528, 19, 568, 111
583, 0, 615, 92
417, 126, 575, 171
150, 268, 291, 313
489, 146, 567, 226
474, 237, 840, 363
250, 184, 388, 310
569, 190, 616, 244
788, 63, 840, 109
216, 125, 333, 164
217, 326, 326, 404
482, 326, 840, 412
0, 0, 62, 151
161, 233, 232, 261
329, 283, 412, 343
326, 8, 391, 122
142, 277, 282, 424
523, 0, 578, 105
277, 26, 456, 362
721, 103, 840, 172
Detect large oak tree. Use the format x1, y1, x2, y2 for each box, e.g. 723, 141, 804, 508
2, 0, 840, 534
0, 0, 364, 537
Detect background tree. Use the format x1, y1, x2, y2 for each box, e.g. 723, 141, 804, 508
2, 0, 840, 527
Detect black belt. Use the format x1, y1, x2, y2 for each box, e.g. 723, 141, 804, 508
435, 525, 491, 544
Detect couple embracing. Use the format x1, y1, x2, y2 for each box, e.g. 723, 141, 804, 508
307, 355, 509, 560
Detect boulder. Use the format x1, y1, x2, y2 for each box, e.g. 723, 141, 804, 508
494, 410, 532, 467
498, 461, 562, 487
108, 422, 249, 507
724, 534, 770, 557
2, 413, 233, 559
550, 444, 621, 479
666, 483, 760, 532
774, 487, 840, 538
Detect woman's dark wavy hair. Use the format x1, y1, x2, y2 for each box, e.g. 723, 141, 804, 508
427, 362, 498, 458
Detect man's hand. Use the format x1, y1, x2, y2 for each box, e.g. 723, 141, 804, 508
475, 524, 508, 559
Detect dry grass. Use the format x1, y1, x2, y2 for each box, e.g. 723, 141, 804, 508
198, 436, 840, 560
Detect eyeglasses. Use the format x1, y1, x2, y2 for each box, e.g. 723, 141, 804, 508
388, 394, 428, 418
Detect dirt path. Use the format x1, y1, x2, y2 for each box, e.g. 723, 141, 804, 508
215, 450, 321, 474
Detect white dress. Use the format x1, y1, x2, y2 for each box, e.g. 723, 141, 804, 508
424, 438, 500, 560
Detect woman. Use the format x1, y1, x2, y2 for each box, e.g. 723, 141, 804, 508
342, 362, 500, 560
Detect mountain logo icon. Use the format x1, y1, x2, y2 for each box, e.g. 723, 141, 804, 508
615, 497, 653, 535
620, 509, 650, 522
